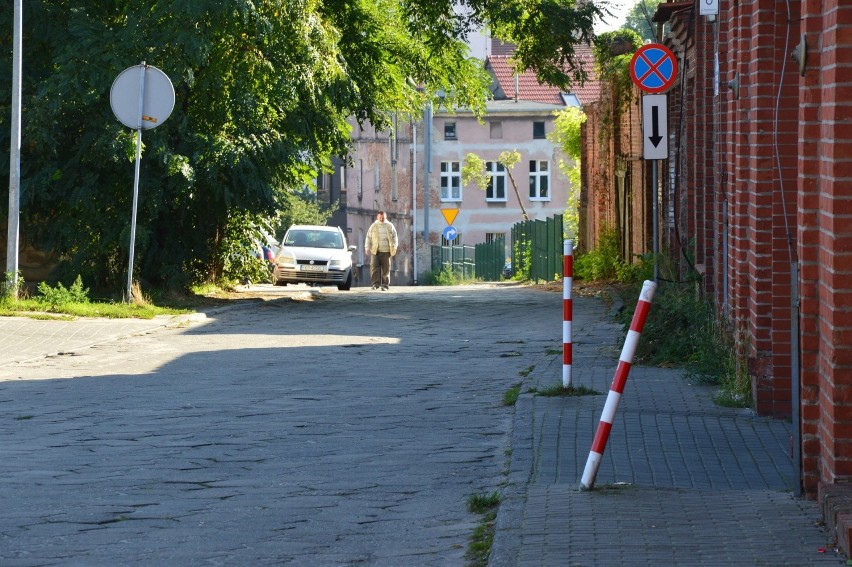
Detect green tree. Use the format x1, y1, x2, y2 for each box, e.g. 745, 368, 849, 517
0, 0, 605, 292
462, 151, 529, 221
548, 107, 585, 242
624, 0, 657, 43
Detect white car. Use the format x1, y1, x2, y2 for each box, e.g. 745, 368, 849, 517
272, 225, 356, 290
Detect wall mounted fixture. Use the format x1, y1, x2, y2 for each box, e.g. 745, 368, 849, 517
727, 74, 740, 99
792, 34, 808, 76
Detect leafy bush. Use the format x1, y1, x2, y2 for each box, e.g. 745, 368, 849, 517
37, 276, 90, 308
574, 226, 622, 281
615, 281, 736, 390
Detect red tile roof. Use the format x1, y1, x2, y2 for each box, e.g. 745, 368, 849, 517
485, 44, 601, 106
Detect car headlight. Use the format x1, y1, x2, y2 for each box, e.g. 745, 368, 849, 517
329, 258, 346, 268
276, 252, 296, 267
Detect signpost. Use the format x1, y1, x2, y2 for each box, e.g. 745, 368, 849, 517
642, 95, 668, 160
110, 63, 175, 302
630, 44, 678, 282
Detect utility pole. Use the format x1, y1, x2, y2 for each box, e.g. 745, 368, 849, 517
6, 0, 22, 298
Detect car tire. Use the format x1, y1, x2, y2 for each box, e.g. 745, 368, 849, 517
338, 271, 353, 291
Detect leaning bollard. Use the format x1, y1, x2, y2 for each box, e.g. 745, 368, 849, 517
563, 239, 573, 388
579, 280, 657, 491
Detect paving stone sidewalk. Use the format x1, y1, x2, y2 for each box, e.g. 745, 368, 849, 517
489, 295, 846, 566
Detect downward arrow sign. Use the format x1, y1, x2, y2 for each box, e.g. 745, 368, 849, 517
642, 94, 667, 160
649, 105, 663, 147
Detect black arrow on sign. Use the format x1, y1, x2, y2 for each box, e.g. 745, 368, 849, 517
649, 105, 663, 147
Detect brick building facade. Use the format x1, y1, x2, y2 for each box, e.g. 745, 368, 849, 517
581, 0, 852, 550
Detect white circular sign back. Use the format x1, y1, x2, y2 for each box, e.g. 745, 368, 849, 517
110, 64, 175, 130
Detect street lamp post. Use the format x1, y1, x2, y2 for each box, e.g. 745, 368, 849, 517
6, 0, 22, 298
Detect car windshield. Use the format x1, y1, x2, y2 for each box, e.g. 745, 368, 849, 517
284, 230, 343, 249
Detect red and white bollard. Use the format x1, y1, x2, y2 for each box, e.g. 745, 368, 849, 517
579, 280, 657, 491
563, 239, 573, 388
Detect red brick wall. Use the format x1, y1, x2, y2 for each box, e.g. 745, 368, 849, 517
715, 0, 799, 417
579, 86, 647, 258
798, 0, 852, 491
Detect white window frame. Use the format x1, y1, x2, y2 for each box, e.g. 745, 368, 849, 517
440, 161, 462, 202
485, 161, 507, 202
529, 160, 550, 201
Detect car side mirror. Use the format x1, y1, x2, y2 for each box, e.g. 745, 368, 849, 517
348, 245, 357, 252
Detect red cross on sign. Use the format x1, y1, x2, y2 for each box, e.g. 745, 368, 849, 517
630, 44, 678, 94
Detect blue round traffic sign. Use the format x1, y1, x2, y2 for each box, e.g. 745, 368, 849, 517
443, 225, 458, 242
630, 44, 678, 94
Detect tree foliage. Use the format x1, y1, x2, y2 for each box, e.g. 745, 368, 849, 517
462, 150, 529, 221
623, 0, 658, 43
0, 0, 604, 291
548, 107, 585, 240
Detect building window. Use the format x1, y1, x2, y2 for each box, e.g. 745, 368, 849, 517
533, 121, 546, 139
561, 93, 582, 108
444, 122, 457, 140
374, 160, 380, 192
529, 160, 550, 201
339, 165, 347, 191
440, 161, 462, 201
485, 161, 507, 202
490, 121, 503, 139
485, 232, 505, 244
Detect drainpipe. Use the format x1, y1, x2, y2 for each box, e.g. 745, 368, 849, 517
412, 119, 418, 284
423, 101, 432, 241
391, 113, 398, 201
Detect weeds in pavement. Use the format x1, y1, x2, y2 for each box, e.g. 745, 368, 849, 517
614, 280, 751, 408
518, 365, 534, 377
530, 383, 601, 397
503, 384, 522, 406
422, 267, 480, 286
466, 491, 501, 567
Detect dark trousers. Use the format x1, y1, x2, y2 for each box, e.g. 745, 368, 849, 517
370, 252, 391, 288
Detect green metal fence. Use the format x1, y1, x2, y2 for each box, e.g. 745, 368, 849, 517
431, 244, 476, 279
510, 214, 564, 282
474, 237, 506, 281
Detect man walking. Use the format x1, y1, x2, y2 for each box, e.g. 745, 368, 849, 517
365, 210, 398, 290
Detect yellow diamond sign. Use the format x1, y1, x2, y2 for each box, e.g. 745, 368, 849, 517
441, 208, 459, 226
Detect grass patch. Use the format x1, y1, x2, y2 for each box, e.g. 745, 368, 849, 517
545, 347, 561, 355
530, 383, 601, 397
14, 415, 34, 420
503, 384, 522, 406
518, 365, 535, 377
0, 297, 189, 319
466, 491, 501, 567
0, 273, 198, 320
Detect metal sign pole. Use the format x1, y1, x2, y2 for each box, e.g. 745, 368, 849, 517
652, 160, 659, 282
126, 62, 146, 303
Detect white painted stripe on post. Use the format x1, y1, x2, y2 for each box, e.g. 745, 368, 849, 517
563, 276, 572, 297
599, 391, 621, 424
581, 452, 602, 488
563, 321, 572, 338
620, 329, 641, 362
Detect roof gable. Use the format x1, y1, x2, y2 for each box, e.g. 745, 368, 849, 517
485, 45, 601, 106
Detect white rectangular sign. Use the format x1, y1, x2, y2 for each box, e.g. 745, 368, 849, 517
700, 0, 719, 16
642, 95, 668, 160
